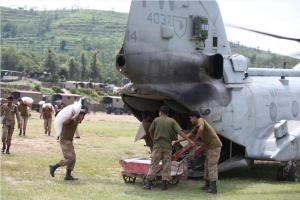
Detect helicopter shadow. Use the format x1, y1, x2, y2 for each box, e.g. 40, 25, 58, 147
219, 161, 281, 182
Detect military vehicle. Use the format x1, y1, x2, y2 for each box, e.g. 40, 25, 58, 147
102, 96, 129, 115
11, 90, 43, 111
52, 93, 81, 106
116, 0, 300, 181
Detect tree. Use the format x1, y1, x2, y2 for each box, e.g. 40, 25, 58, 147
2, 22, 17, 38
80, 52, 88, 81
1, 47, 18, 70
58, 63, 69, 81
44, 48, 58, 81
68, 57, 79, 80
90, 51, 102, 82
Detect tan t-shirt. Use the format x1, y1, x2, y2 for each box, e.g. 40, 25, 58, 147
192, 118, 222, 150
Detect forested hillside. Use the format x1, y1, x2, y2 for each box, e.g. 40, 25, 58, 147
1, 7, 299, 84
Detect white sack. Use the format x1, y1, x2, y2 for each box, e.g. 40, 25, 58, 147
21, 97, 34, 106
54, 99, 81, 137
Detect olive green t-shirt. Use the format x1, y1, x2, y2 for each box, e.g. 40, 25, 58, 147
60, 119, 79, 141
149, 116, 182, 150
192, 118, 222, 150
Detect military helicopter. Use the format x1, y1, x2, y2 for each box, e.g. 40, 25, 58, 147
116, 0, 300, 181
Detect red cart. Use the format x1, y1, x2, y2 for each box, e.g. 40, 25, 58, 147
119, 157, 184, 185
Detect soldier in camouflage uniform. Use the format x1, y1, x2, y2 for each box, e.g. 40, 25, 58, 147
189, 111, 222, 194
40, 105, 54, 136
17, 98, 29, 136
143, 106, 194, 190
49, 109, 86, 180
1, 96, 21, 154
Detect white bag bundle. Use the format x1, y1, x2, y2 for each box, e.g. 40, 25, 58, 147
134, 123, 146, 142
54, 99, 82, 137
39, 101, 45, 105
42, 103, 54, 112
42, 103, 52, 109
21, 97, 34, 106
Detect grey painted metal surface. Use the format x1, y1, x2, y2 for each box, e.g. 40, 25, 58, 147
116, 0, 300, 174
248, 68, 300, 77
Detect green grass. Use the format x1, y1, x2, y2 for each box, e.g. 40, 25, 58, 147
1, 112, 300, 200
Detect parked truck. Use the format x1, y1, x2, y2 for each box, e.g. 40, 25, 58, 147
102, 96, 129, 115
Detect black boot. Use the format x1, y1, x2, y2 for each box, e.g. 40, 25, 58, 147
143, 180, 152, 190
49, 164, 60, 177
206, 181, 217, 194
19, 130, 22, 136
1, 144, 6, 153
23, 131, 25, 136
5, 145, 10, 154
64, 169, 78, 180
161, 180, 168, 191
201, 180, 210, 191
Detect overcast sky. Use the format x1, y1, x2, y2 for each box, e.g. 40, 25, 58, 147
1, 0, 299, 59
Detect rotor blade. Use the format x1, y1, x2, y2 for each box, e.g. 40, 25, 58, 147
226, 24, 300, 43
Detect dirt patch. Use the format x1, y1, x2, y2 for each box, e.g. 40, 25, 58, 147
1, 160, 18, 165
3, 176, 33, 185
85, 112, 139, 123
12, 136, 59, 154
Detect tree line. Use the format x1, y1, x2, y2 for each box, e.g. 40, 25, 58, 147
1, 46, 103, 83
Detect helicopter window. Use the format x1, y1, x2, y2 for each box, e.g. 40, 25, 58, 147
192, 16, 208, 41
213, 37, 218, 47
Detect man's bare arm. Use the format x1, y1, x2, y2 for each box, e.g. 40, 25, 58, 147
193, 125, 204, 142
173, 132, 192, 144
178, 131, 195, 146
15, 107, 21, 128
150, 131, 154, 141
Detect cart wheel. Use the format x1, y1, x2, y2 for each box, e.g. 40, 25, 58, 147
170, 176, 180, 185
123, 175, 136, 183
142, 175, 147, 185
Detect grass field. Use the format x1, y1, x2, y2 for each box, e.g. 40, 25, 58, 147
1, 112, 300, 200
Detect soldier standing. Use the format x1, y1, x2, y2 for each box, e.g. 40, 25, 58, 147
17, 98, 29, 136
49, 109, 86, 180
189, 111, 222, 194
1, 96, 20, 154
40, 105, 54, 136
143, 106, 194, 190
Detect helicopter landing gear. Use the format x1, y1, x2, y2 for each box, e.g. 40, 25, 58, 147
277, 161, 299, 182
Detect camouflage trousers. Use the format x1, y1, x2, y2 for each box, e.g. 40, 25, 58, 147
59, 139, 76, 170
182, 145, 201, 179
2, 124, 15, 146
20, 116, 28, 133
204, 147, 221, 181
146, 148, 172, 182
43, 118, 52, 134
